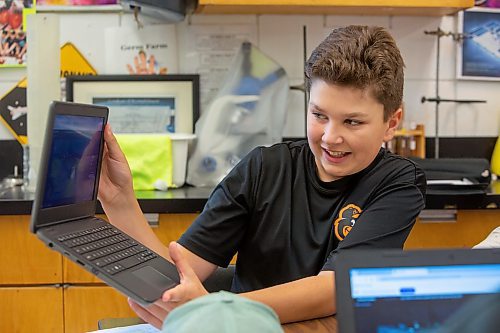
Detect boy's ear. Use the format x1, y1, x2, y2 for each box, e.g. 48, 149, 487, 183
383, 107, 403, 142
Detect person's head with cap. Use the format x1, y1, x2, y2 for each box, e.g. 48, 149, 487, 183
162, 291, 284, 333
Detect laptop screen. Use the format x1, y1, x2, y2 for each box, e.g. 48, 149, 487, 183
42, 114, 105, 208
349, 263, 500, 332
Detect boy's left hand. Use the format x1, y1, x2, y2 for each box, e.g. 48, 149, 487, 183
128, 242, 209, 329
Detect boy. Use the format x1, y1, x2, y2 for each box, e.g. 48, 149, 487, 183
98, 25, 426, 328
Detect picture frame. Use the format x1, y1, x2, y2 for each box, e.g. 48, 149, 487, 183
457, 7, 500, 81
66, 74, 200, 134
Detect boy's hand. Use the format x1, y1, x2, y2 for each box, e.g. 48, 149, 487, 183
128, 242, 209, 329
98, 124, 134, 207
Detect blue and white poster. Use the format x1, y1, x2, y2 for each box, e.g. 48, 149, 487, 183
458, 8, 500, 80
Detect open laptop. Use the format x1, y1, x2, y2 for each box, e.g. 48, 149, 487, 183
335, 248, 500, 333
30, 101, 180, 306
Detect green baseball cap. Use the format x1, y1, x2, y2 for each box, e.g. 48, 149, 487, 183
162, 291, 284, 333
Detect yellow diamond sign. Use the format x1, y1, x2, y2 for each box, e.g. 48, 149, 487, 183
60, 42, 97, 77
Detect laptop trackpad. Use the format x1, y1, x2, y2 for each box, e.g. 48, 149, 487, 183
132, 266, 178, 292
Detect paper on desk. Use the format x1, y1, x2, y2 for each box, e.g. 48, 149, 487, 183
87, 323, 161, 333
473, 227, 500, 249
427, 178, 474, 185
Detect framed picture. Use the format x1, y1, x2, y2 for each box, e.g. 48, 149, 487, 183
66, 75, 199, 134
457, 7, 500, 80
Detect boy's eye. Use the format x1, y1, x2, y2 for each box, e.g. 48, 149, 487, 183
345, 119, 361, 126
312, 112, 327, 120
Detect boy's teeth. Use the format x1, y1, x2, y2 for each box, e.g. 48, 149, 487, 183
327, 150, 346, 157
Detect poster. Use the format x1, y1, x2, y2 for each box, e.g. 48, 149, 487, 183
457, 7, 500, 80
183, 25, 257, 112
104, 24, 178, 75
0, 0, 35, 67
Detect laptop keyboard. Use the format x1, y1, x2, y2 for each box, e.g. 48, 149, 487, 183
57, 224, 158, 275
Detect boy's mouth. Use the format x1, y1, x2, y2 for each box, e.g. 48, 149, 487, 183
324, 149, 350, 158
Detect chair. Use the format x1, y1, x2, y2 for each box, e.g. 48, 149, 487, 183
203, 265, 235, 292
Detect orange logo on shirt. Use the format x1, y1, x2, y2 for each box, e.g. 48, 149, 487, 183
334, 204, 362, 241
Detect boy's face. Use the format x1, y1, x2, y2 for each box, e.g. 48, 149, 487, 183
307, 80, 401, 182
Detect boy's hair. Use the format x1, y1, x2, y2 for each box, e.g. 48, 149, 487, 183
305, 25, 404, 121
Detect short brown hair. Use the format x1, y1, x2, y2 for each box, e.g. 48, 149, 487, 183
305, 25, 404, 121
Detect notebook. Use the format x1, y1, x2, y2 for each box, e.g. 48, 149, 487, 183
30, 101, 180, 306
335, 248, 500, 333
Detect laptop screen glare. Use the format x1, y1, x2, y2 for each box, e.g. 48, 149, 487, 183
42, 114, 104, 209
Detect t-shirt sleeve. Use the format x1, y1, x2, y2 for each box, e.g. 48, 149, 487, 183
321, 163, 426, 271
178, 148, 262, 268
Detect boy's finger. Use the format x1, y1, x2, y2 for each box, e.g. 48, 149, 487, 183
162, 284, 186, 303
103, 124, 126, 160
128, 298, 163, 329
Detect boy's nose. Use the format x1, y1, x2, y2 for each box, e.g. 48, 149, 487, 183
323, 124, 344, 145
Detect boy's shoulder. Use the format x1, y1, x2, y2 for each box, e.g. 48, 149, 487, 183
367, 149, 427, 195
254, 140, 311, 164
258, 140, 309, 154
378, 149, 424, 173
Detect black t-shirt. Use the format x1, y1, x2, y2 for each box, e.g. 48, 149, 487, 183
178, 140, 426, 293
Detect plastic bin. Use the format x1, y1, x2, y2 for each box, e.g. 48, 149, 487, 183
169, 133, 196, 187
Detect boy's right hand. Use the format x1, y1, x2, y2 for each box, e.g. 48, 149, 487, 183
98, 124, 134, 208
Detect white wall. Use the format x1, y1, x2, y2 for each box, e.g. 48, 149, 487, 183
0, 11, 498, 140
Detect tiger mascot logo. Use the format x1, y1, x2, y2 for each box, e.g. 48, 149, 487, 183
334, 204, 362, 241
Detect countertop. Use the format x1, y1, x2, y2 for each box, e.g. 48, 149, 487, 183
2, 182, 500, 215
0, 186, 214, 215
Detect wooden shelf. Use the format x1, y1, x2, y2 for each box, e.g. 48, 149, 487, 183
388, 124, 425, 158
195, 0, 474, 16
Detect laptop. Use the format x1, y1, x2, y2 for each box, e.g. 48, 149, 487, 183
30, 101, 180, 306
335, 248, 500, 333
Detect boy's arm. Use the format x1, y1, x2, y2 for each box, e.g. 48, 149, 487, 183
243, 271, 336, 323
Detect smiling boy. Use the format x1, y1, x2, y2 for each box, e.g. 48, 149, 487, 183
98, 25, 426, 328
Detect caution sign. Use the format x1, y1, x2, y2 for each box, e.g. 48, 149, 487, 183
60, 42, 97, 77
0, 78, 28, 145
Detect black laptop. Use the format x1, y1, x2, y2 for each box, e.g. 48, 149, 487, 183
335, 248, 500, 333
30, 101, 180, 306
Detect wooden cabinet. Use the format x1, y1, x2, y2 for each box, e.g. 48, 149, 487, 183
64, 286, 137, 333
0, 287, 64, 333
0, 213, 197, 333
405, 210, 500, 249
195, 0, 474, 16
0, 216, 61, 284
